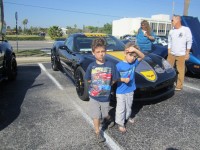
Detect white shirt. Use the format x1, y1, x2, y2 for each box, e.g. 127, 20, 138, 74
168, 26, 192, 56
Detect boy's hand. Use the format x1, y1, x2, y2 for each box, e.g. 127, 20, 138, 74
123, 78, 130, 83
126, 47, 137, 53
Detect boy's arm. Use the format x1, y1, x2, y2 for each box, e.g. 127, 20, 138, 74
85, 64, 92, 83
134, 49, 145, 61
119, 78, 130, 83
127, 47, 145, 61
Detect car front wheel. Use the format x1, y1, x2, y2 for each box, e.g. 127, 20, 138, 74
51, 52, 59, 71
7, 55, 17, 81
75, 67, 89, 101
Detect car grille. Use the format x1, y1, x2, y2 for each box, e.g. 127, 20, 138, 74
134, 78, 175, 100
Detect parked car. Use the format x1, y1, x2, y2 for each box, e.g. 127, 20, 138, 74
51, 33, 176, 101
120, 34, 136, 41
0, 40, 17, 82
153, 36, 168, 46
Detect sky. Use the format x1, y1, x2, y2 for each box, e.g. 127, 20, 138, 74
4, 0, 200, 29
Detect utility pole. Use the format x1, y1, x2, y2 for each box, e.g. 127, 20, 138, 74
15, 11, 18, 52
172, 0, 175, 16
183, 0, 190, 16
0, 0, 4, 40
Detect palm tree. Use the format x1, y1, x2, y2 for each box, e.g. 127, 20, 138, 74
183, 0, 190, 16
22, 19, 28, 32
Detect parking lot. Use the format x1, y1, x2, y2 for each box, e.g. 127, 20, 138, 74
0, 62, 199, 150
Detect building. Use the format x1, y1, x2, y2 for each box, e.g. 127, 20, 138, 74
61, 27, 67, 35
112, 14, 172, 38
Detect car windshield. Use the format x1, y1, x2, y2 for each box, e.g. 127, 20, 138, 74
74, 35, 125, 52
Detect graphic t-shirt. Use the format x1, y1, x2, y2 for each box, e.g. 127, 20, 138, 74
85, 61, 119, 102
116, 59, 139, 94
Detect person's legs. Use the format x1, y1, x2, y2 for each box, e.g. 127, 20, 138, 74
89, 98, 105, 142
115, 94, 126, 132
125, 92, 134, 120
115, 94, 126, 127
100, 101, 114, 128
93, 118, 100, 134
176, 55, 185, 89
93, 118, 105, 142
101, 101, 110, 119
167, 53, 176, 67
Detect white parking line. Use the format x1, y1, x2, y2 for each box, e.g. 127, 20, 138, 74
184, 84, 200, 91
38, 63, 64, 90
38, 63, 122, 150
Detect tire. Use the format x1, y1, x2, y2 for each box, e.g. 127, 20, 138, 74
51, 52, 59, 71
74, 66, 89, 101
7, 55, 17, 81
185, 65, 188, 74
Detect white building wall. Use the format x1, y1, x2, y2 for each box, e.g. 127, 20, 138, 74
112, 14, 171, 38
112, 18, 132, 39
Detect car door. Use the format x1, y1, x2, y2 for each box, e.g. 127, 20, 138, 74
0, 43, 4, 74
58, 36, 74, 75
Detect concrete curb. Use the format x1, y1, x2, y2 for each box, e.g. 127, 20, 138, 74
16, 57, 50, 64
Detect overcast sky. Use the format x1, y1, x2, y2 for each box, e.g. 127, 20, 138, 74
4, 0, 200, 28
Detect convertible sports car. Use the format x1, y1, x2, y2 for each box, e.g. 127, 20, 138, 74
0, 40, 17, 82
51, 33, 176, 101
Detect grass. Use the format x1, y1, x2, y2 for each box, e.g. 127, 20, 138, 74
15, 49, 50, 57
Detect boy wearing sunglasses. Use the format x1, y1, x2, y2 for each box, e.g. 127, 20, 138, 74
115, 42, 145, 133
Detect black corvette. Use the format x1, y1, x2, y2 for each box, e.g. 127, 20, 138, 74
51, 33, 176, 101
0, 40, 17, 82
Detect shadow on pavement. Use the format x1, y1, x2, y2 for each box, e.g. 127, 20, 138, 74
0, 65, 41, 130
186, 72, 200, 79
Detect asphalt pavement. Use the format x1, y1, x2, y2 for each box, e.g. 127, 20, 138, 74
0, 62, 199, 150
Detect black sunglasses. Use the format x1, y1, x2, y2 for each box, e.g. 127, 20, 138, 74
171, 20, 173, 22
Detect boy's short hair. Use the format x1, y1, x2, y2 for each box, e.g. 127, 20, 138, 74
125, 42, 140, 53
91, 38, 106, 52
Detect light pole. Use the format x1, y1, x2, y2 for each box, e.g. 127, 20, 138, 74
15, 11, 18, 52
183, 0, 190, 16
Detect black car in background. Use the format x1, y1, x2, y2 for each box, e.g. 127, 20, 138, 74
51, 33, 176, 101
0, 40, 17, 82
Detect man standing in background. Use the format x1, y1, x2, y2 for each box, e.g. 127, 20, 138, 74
167, 15, 192, 91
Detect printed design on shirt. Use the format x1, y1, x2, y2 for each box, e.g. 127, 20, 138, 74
89, 67, 112, 97
178, 33, 183, 38
120, 65, 135, 79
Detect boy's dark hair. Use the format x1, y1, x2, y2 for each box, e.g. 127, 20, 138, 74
91, 38, 106, 52
125, 42, 140, 51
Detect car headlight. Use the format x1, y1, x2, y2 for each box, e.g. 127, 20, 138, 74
162, 58, 173, 73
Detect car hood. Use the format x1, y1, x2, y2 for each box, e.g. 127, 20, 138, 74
106, 51, 175, 85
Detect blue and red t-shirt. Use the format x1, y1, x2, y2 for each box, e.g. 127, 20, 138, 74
85, 61, 119, 102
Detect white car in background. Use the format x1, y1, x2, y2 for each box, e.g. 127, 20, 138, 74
153, 36, 168, 46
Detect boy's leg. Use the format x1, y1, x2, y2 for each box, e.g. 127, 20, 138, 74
93, 118, 100, 134
93, 118, 105, 143
125, 92, 134, 120
100, 101, 114, 128
115, 94, 126, 127
89, 98, 105, 143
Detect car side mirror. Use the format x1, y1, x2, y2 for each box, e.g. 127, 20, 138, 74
59, 45, 68, 50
